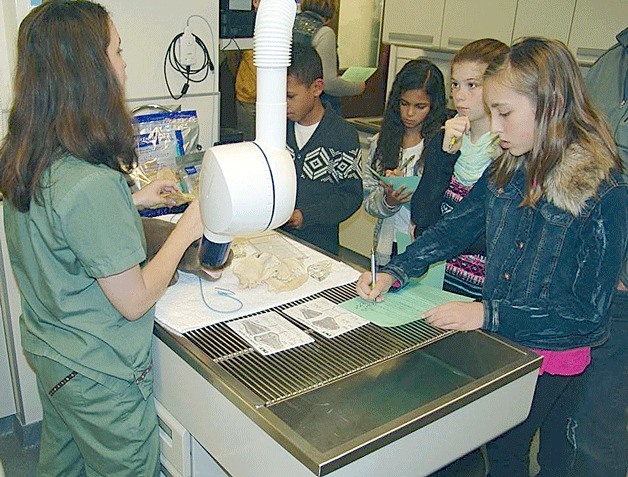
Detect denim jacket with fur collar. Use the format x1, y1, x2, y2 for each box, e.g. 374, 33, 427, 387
382, 145, 628, 350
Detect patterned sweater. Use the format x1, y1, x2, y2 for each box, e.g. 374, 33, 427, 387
440, 132, 499, 298
441, 175, 486, 299
281, 108, 362, 254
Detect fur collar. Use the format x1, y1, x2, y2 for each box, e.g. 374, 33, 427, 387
544, 144, 615, 216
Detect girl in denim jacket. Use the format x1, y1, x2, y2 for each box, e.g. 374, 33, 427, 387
356, 38, 628, 476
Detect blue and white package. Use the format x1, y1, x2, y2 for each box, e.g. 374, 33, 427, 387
134, 110, 199, 173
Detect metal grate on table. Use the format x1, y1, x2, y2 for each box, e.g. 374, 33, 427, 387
184, 282, 454, 407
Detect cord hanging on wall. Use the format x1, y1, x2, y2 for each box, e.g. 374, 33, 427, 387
164, 25, 215, 100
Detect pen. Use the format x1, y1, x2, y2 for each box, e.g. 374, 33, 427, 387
447, 135, 457, 153
370, 248, 377, 289
444, 114, 461, 153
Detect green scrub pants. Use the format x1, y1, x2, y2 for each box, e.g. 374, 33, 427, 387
28, 353, 160, 477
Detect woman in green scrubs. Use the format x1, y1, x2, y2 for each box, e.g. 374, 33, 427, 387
0, 2, 202, 475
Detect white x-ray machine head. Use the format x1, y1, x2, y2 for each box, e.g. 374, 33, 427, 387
198, 0, 297, 268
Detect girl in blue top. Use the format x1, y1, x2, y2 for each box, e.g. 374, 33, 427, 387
357, 38, 627, 476
364, 59, 455, 265
0, 2, 203, 475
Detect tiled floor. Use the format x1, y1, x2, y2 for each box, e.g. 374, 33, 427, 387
0, 431, 38, 477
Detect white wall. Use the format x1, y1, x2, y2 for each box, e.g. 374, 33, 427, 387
0, 0, 17, 137
0, 0, 42, 427
100, 0, 220, 148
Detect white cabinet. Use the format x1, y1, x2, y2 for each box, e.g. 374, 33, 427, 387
440, 0, 518, 49
156, 398, 229, 477
0, 205, 43, 429
511, 0, 576, 44
568, 0, 628, 64
382, 0, 518, 50
381, 0, 445, 48
339, 130, 377, 259
386, 45, 427, 93
381, 0, 623, 64
0, 301, 16, 422
385, 45, 454, 102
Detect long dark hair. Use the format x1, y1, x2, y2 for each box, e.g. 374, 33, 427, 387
486, 37, 621, 207
0, 0, 136, 212
373, 59, 447, 172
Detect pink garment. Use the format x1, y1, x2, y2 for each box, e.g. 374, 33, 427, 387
530, 347, 591, 376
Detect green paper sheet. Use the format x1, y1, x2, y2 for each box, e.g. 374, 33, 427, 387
340, 66, 377, 83
380, 175, 420, 193
339, 281, 473, 328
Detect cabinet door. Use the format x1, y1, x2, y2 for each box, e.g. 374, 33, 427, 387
339, 130, 377, 259
0, 305, 16, 421
511, 0, 576, 44
440, 0, 517, 49
386, 45, 429, 93
568, 0, 628, 64
381, 0, 445, 48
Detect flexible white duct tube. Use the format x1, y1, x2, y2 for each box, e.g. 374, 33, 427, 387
254, 0, 296, 148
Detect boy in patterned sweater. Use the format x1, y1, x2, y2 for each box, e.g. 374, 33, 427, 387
281, 45, 362, 254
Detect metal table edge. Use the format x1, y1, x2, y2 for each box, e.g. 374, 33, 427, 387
154, 324, 542, 476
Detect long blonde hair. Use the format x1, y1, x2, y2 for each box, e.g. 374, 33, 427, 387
485, 37, 621, 207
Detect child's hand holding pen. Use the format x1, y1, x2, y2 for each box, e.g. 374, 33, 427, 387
356, 269, 395, 302
370, 248, 377, 289
442, 115, 471, 153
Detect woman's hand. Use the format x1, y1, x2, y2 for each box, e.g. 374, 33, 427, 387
442, 116, 470, 154
356, 271, 395, 302
422, 301, 484, 330
132, 179, 180, 210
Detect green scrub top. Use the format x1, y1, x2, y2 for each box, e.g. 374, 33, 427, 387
4, 155, 154, 398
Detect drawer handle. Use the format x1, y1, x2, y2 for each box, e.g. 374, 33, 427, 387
448, 37, 473, 48
389, 32, 434, 44
576, 47, 606, 59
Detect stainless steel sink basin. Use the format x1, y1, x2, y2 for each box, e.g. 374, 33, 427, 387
348, 116, 383, 133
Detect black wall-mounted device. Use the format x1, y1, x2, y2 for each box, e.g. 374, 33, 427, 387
219, 0, 256, 39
